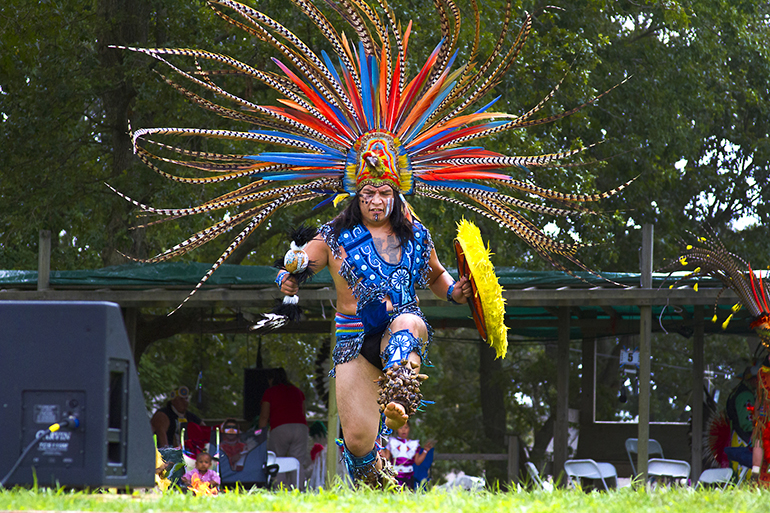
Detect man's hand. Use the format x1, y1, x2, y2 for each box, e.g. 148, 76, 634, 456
452, 275, 473, 304
279, 274, 299, 295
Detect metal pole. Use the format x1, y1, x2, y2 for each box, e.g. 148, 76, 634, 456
122, 307, 138, 358
507, 434, 519, 484
637, 224, 653, 481
326, 321, 339, 482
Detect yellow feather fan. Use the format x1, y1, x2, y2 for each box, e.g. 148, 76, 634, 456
455, 219, 508, 359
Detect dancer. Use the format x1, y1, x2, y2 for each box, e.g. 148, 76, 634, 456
277, 175, 471, 485
667, 229, 770, 484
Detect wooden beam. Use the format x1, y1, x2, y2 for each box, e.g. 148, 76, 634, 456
0, 285, 740, 308
554, 306, 570, 483
691, 305, 704, 482
140, 316, 733, 338
507, 435, 520, 484
637, 224, 654, 480
122, 307, 138, 357
37, 230, 51, 291
327, 322, 339, 482
581, 332, 596, 426
434, 453, 508, 461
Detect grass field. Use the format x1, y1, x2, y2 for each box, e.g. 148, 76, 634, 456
0, 482, 767, 512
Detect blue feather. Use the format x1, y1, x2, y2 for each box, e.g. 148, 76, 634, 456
248, 130, 345, 156
312, 193, 338, 210
247, 153, 343, 166
321, 50, 343, 88
358, 42, 374, 130
258, 173, 333, 181
474, 95, 502, 114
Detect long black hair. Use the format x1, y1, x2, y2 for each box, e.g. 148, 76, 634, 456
271, 367, 290, 386
330, 190, 414, 246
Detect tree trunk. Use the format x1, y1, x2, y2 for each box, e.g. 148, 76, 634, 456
531, 341, 558, 469
96, 0, 150, 265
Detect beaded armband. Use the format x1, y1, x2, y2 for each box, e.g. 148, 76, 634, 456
446, 281, 460, 304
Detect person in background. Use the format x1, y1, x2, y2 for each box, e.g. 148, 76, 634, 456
381, 421, 434, 489
259, 368, 310, 489
182, 451, 220, 495
721, 364, 758, 470
150, 386, 204, 448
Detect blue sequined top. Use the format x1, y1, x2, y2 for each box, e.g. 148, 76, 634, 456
320, 219, 434, 314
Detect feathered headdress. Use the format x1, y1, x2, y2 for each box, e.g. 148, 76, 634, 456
111, 0, 632, 312
664, 227, 770, 346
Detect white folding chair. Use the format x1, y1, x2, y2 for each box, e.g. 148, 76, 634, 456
647, 458, 690, 486
736, 465, 750, 485
625, 438, 664, 476
525, 461, 553, 491
564, 459, 617, 491
698, 468, 733, 489
271, 455, 301, 489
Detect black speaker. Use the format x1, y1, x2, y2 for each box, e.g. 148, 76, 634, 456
0, 301, 155, 488
243, 367, 279, 424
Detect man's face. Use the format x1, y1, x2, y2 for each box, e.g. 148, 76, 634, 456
172, 395, 189, 413
358, 184, 395, 224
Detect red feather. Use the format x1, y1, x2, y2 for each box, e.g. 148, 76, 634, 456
705, 410, 732, 468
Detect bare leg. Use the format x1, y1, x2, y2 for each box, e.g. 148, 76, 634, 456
336, 355, 383, 460
380, 314, 428, 431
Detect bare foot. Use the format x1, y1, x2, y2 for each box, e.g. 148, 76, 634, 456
383, 401, 408, 431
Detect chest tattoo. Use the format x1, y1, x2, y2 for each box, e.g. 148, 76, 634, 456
373, 233, 401, 264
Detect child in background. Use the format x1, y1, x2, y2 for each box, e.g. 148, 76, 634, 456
220, 418, 247, 472
183, 451, 220, 495
382, 421, 434, 489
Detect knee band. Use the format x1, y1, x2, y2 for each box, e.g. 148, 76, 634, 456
381, 329, 423, 370
341, 444, 377, 478
339, 442, 393, 487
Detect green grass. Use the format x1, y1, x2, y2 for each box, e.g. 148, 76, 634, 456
0, 482, 768, 513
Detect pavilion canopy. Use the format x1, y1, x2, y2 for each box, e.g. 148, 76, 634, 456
0, 262, 751, 341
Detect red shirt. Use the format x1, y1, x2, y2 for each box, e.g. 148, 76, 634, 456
261, 384, 306, 428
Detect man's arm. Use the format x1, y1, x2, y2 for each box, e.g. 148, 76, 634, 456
426, 248, 471, 304
150, 411, 171, 447
278, 236, 330, 295
258, 401, 271, 429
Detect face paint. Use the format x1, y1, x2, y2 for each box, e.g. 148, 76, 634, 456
384, 197, 394, 218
